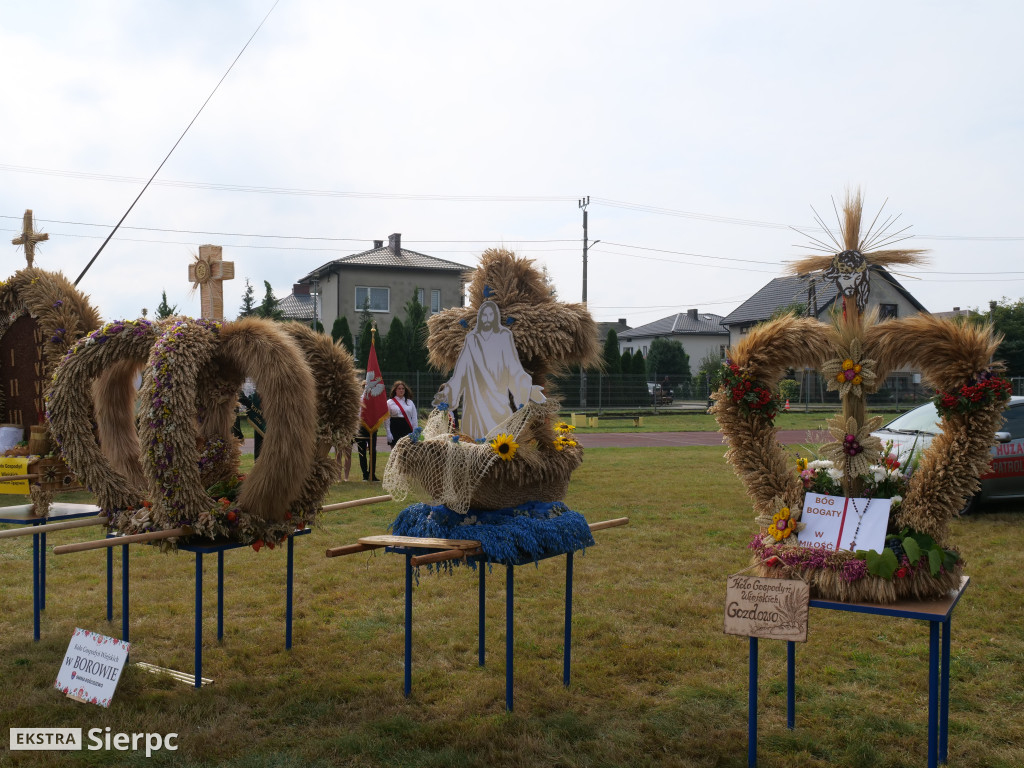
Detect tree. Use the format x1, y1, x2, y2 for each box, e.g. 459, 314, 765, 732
645, 337, 691, 389
355, 298, 374, 365
404, 290, 429, 372
631, 350, 647, 378
311, 320, 324, 333
975, 297, 1024, 377
603, 329, 622, 375
238, 278, 256, 318
382, 317, 409, 373
332, 316, 354, 354
696, 351, 725, 399
767, 301, 807, 322
620, 348, 633, 373
155, 290, 177, 319
253, 281, 283, 321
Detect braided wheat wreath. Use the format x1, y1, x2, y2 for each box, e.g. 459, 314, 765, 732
713, 191, 1012, 603
713, 311, 1006, 603
46, 316, 361, 549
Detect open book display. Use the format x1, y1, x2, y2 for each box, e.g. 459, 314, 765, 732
382, 249, 604, 564
46, 317, 362, 549
712, 190, 1010, 603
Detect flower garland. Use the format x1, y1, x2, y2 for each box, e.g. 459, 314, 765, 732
720, 361, 778, 422
933, 370, 1012, 419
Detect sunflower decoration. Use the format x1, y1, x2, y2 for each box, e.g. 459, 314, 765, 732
489, 433, 519, 461
755, 496, 804, 547
820, 338, 877, 399
553, 421, 575, 434
820, 415, 884, 493
552, 434, 578, 452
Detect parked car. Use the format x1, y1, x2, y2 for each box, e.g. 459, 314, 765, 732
870, 395, 1024, 512
648, 382, 673, 405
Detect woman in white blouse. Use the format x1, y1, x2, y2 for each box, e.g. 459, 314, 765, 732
385, 380, 418, 447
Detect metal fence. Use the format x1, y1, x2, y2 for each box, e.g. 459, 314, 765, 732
379, 371, 1024, 418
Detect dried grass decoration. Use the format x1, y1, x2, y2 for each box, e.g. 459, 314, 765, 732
0, 266, 102, 517
711, 190, 1009, 603
383, 248, 601, 513
46, 316, 361, 549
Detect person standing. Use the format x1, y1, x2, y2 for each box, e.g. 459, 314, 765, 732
385, 381, 418, 446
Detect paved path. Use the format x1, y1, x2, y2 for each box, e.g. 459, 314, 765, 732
243, 430, 828, 454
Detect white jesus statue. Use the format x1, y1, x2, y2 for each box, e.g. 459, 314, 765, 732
433, 300, 545, 439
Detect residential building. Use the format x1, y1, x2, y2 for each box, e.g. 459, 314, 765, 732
618, 309, 729, 367
720, 268, 930, 396
295, 233, 470, 345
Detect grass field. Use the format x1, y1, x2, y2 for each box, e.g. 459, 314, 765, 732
1, 446, 1022, 767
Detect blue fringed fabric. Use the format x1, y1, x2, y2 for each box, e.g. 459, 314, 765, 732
389, 501, 595, 569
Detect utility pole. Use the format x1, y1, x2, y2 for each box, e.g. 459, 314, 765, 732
578, 196, 601, 304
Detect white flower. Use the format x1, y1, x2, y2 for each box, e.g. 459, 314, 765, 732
827, 467, 843, 482
870, 466, 886, 484
891, 495, 902, 505
809, 459, 834, 470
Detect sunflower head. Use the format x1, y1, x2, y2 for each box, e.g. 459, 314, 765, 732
490, 433, 519, 461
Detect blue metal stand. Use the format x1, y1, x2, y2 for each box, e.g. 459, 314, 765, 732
747, 577, 969, 768
1, 507, 102, 641
106, 528, 311, 688
478, 563, 486, 667
394, 546, 578, 712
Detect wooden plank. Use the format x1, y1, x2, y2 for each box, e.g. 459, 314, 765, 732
357, 534, 482, 550
410, 547, 484, 567
0, 515, 106, 539
321, 494, 393, 512
589, 517, 629, 532
325, 542, 383, 558
53, 527, 192, 555
134, 661, 213, 687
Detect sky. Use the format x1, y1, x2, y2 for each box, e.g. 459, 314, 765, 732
2, 1, 1022, 327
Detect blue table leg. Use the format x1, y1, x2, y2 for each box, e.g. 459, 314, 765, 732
928, 620, 939, 768
40, 531, 46, 611
506, 564, 514, 713
787, 640, 795, 730
940, 617, 951, 765
564, 551, 573, 687
121, 545, 129, 642
106, 546, 113, 622
749, 636, 758, 768
32, 531, 40, 641
195, 552, 203, 688
478, 562, 485, 667
217, 551, 224, 642
404, 553, 412, 697
286, 534, 294, 650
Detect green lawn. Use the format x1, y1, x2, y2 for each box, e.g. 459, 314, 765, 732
1, 447, 1021, 767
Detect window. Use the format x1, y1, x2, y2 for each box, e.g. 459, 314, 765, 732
416, 288, 424, 306
430, 289, 441, 313
355, 286, 389, 313
719, 345, 727, 358
879, 303, 898, 320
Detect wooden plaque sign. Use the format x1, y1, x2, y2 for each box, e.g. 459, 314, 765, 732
724, 575, 809, 642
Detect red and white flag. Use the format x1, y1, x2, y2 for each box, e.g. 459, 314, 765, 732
360, 336, 388, 433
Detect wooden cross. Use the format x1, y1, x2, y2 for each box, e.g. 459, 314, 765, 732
188, 245, 235, 320
12, 209, 49, 268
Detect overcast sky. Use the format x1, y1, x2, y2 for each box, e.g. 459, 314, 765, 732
2, 1, 1022, 327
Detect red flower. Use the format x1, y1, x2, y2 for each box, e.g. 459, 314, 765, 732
765, 556, 781, 567
252, 540, 264, 552
894, 566, 909, 579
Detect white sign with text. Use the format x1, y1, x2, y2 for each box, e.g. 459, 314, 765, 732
798, 493, 891, 553
54, 629, 130, 707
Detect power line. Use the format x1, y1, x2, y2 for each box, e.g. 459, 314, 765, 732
73, 0, 281, 286
4, 163, 1024, 241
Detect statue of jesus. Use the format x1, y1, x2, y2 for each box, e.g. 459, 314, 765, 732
433, 300, 545, 439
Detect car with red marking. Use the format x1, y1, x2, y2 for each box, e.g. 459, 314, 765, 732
870, 395, 1024, 512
